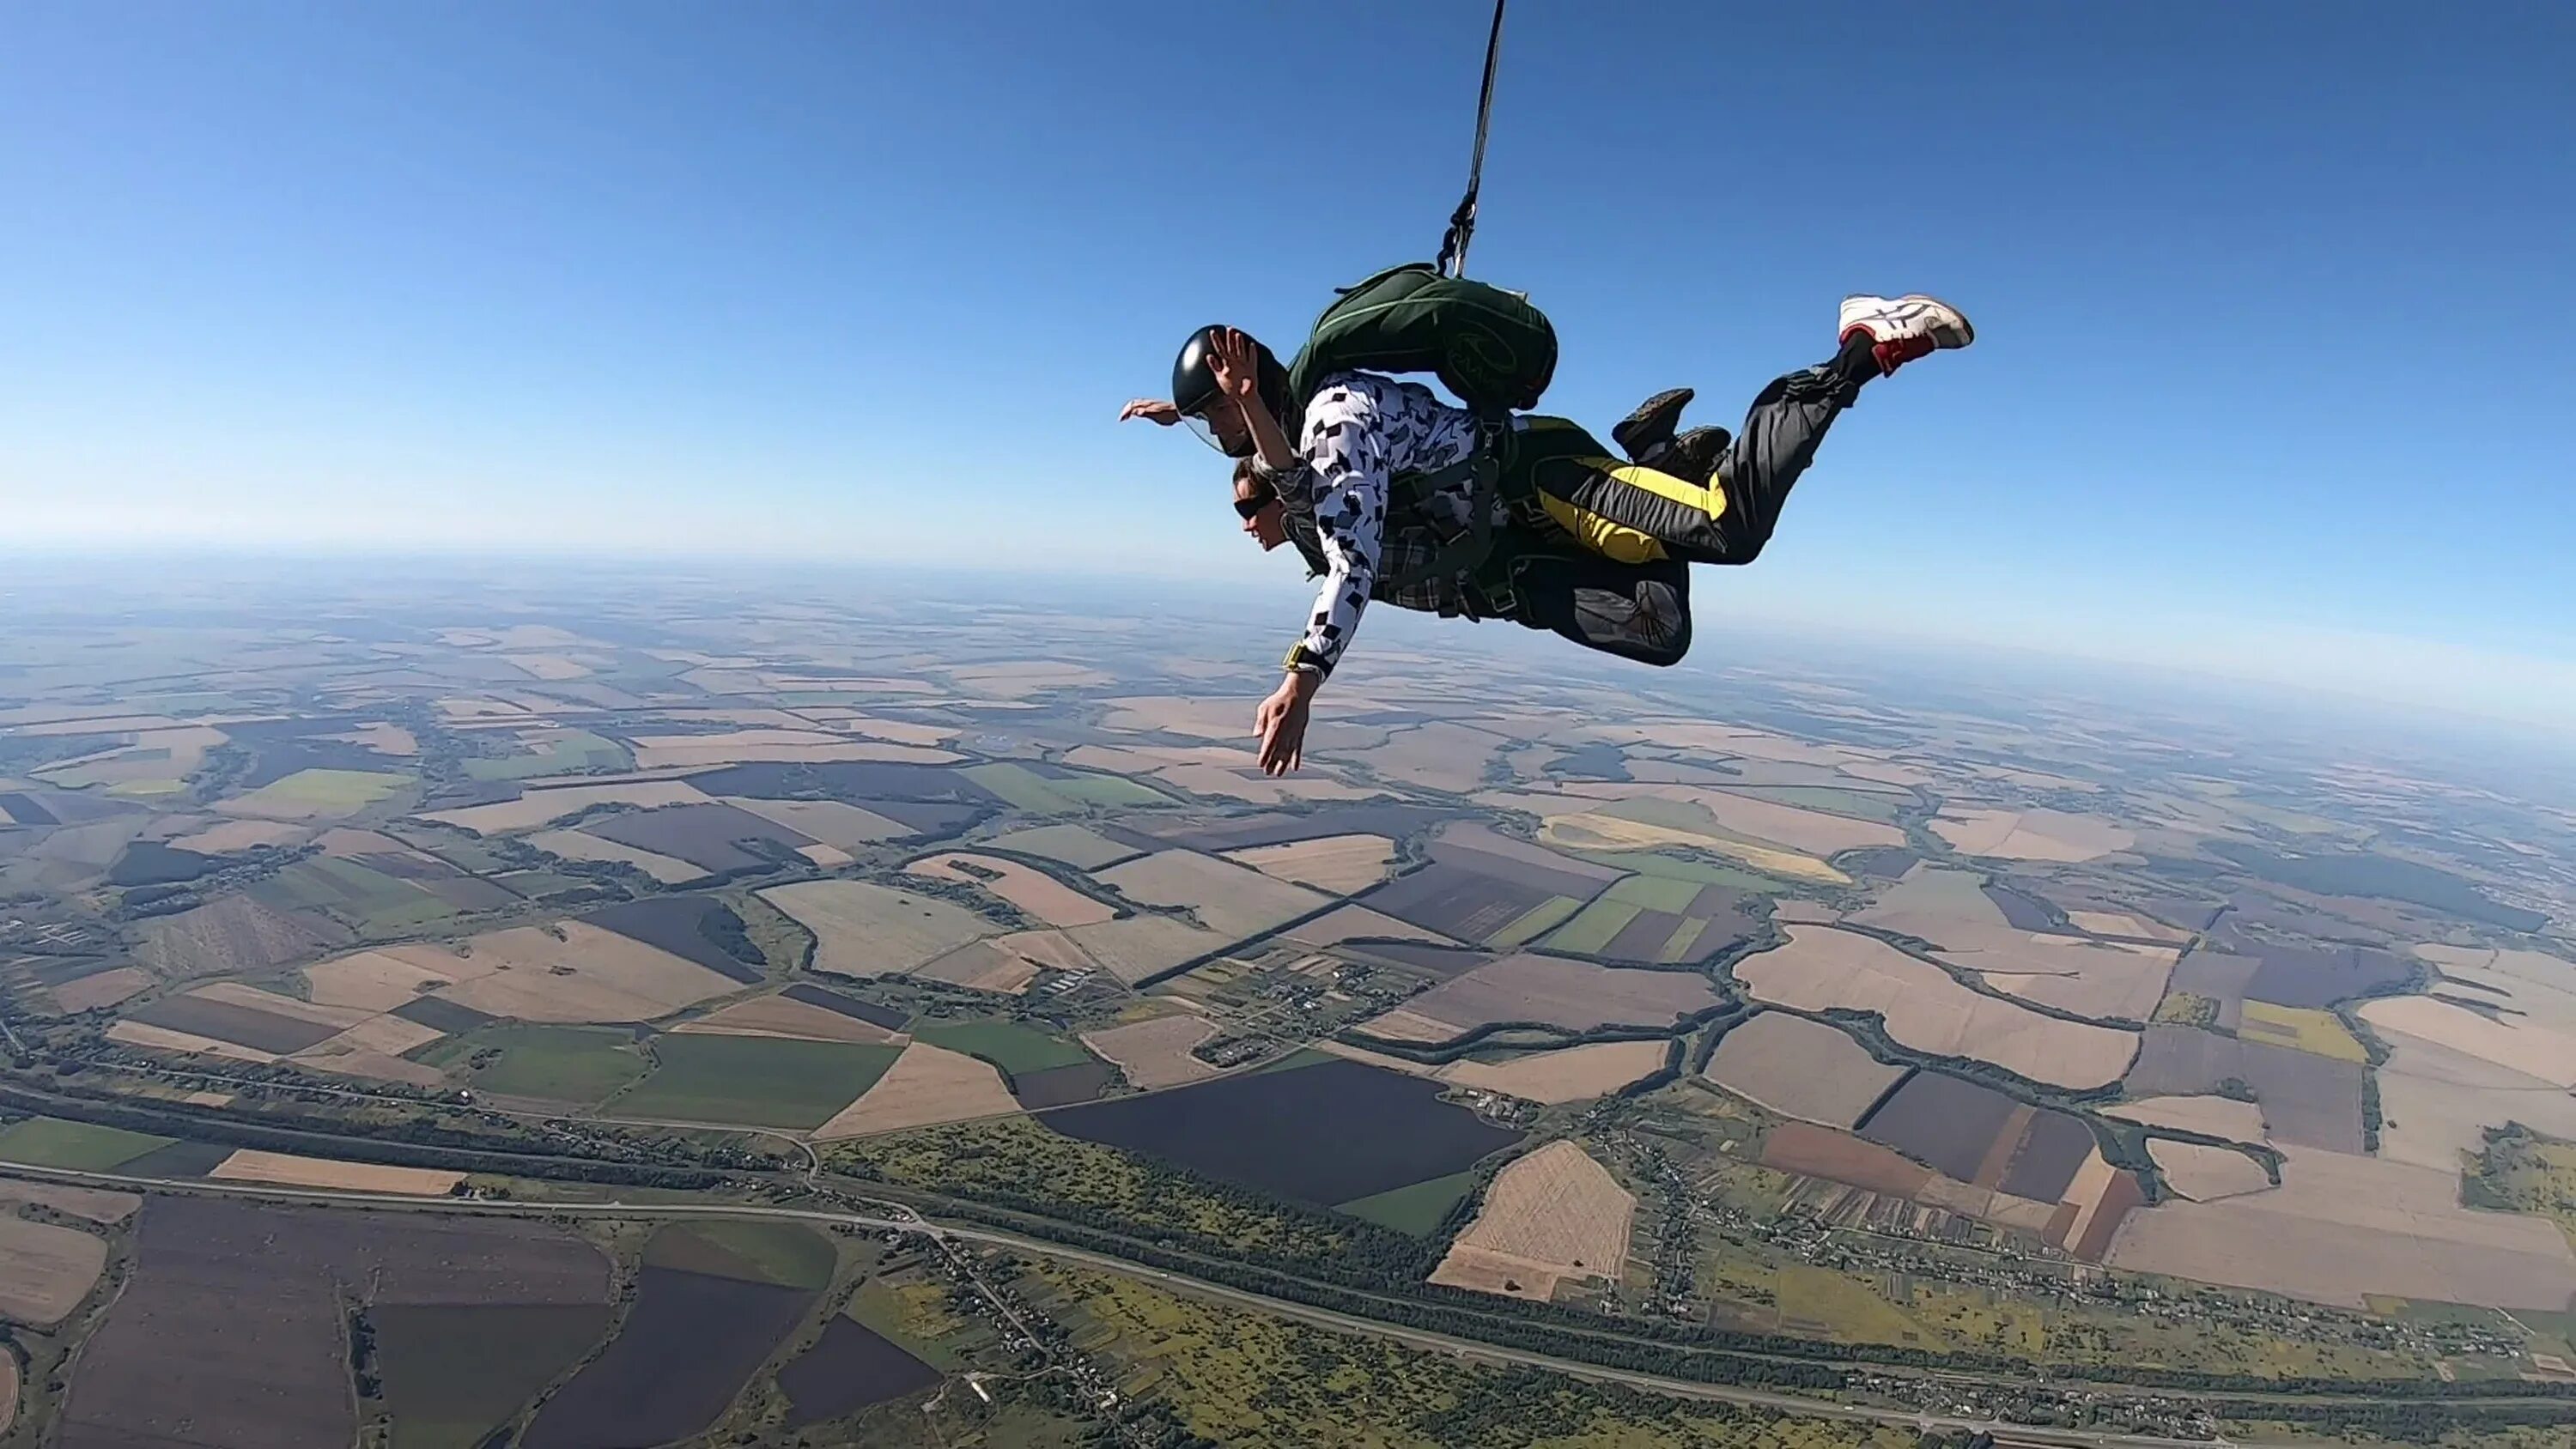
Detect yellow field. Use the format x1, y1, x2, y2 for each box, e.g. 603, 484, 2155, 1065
421, 780, 711, 834
760, 878, 999, 978
905, 852, 1115, 926
675, 994, 903, 1045
1223, 834, 1400, 894
2238, 1001, 2369, 1063
1080, 1014, 1219, 1089
1929, 806, 2133, 862
394, 923, 744, 1022
0, 1216, 107, 1325
1436, 1040, 1669, 1105
814, 1042, 1018, 1139
1430, 1141, 1633, 1302
207, 1149, 463, 1196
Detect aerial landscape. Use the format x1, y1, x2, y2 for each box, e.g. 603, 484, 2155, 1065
0, 565, 2570, 1447
8, 1, 2572, 1444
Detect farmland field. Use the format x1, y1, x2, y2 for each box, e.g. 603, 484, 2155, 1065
1358, 951, 1720, 1042
582, 894, 768, 981
2125, 1025, 2364, 1151
760, 878, 999, 978
1704, 1012, 1908, 1128
2107, 1145, 2576, 1311
675, 991, 902, 1044
376, 1304, 617, 1449
985, 822, 1139, 869
1434, 1039, 1670, 1103
1223, 833, 1400, 894
1733, 925, 2139, 1089
1045, 1056, 1522, 1205
221, 767, 407, 819
522, 1265, 817, 1448
1360, 862, 1563, 944
1335, 1169, 1479, 1236
1094, 848, 1332, 938
615, 1033, 902, 1128
777, 1316, 942, 1425
2236, 999, 2369, 1061
913, 1017, 1093, 1075
461, 728, 628, 780
64, 1197, 611, 1449
0, 1117, 174, 1170
904, 850, 1115, 925
421, 779, 714, 834
133, 892, 352, 978
1858, 1072, 2022, 1182
527, 825, 704, 882
0, 1216, 108, 1324
1431, 1140, 1633, 1302
582, 799, 820, 873
387, 921, 746, 1022
814, 1041, 1018, 1138
423, 1023, 650, 1102
1080, 1013, 1218, 1088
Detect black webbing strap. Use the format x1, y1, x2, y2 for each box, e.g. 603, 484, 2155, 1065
1433, 0, 1509, 281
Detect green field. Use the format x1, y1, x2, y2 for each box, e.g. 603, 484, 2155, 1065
0, 1116, 174, 1170
1544, 898, 1643, 955
231, 767, 408, 813
375, 1303, 615, 1449
1599, 873, 1710, 912
962, 761, 1170, 814
643, 1219, 837, 1288
1486, 894, 1581, 947
422, 1024, 650, 1103
1335, 1170, 1478, 1237
462, 730, 631, 782
612, 1034, 902, 1128
260, 856, 458, 930
914, 1018, 1093, 1075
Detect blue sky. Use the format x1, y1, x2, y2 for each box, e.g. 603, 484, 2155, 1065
4, 3, 2571, 725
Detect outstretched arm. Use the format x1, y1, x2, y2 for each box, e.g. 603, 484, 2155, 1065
1118, 398, 1182, 425
1255, 382, 1388, 774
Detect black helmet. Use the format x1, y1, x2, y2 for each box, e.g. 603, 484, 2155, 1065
1171, 325, 1290, 458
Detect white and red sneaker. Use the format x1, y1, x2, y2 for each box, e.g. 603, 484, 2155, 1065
1838, 294, 1975, 376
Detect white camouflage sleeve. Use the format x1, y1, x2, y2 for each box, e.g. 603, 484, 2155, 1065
1283, 381, 1390, 678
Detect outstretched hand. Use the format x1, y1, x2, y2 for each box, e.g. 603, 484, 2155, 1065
1119, 398, 1183, 426
1206, 327, 1262, 405
1254, 672, 1317, 775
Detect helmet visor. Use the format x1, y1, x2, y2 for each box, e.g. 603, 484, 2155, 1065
1182, 402, 1254, 458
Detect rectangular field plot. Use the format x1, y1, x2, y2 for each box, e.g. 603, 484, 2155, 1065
984, 822, 1139, 869
615, 1034, 901, 1128
1858, 1072, 2022, 1182
1045, 1056, 1522, 1206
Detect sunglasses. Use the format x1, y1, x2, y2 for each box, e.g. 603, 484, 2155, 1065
1233, 488, 1278, 521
